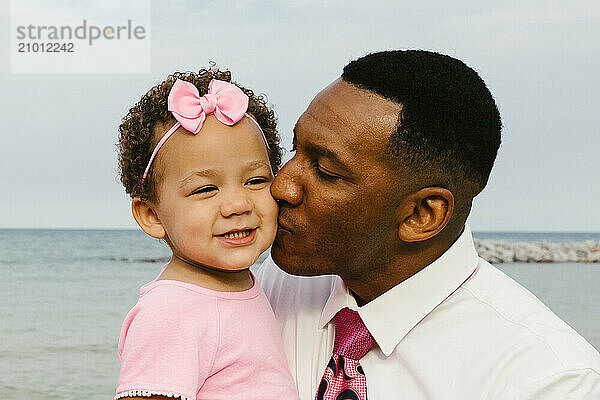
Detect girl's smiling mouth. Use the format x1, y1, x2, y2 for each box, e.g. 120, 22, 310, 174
216, 228, 257, 246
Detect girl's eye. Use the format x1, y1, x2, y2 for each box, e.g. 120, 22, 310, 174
246, 177, 270, 187
192, 185, 218, 196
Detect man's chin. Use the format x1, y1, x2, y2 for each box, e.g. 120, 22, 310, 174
271, 243, 325, 277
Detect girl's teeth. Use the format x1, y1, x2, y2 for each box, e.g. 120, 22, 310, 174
224, 230, 250, 239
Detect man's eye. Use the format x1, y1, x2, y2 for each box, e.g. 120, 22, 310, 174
192, 185, 217, 195
312, 162, 341, 181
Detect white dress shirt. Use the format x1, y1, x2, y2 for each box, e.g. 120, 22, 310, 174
255, 226, 600, 399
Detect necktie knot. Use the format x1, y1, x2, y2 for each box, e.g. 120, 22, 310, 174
316, 308, 374, 400
333, 307, 376, 360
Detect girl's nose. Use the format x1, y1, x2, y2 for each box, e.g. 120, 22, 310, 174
220, 189, 253, 217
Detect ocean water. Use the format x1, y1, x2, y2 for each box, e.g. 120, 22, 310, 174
1, 229, 599, 400
475, 231, 600, 243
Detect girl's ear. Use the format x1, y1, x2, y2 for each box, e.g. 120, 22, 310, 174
131, 198, 166, 239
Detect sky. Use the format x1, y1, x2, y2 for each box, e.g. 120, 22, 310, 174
1, 0, 599, 231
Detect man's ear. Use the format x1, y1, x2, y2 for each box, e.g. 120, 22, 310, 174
396, 187, 454, 242
131, 197, 166, 239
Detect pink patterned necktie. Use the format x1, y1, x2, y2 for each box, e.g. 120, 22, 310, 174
316, 307, 376, 400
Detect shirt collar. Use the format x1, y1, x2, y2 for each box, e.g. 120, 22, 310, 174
318, 225, 479, 356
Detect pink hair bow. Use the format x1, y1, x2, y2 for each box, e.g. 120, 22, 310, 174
168, 78, 249, 133
142, 78, 254, 181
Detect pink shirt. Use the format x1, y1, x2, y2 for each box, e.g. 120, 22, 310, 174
115, 272, 299, 400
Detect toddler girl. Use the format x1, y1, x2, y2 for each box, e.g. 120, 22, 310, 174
115, 67, 298, 400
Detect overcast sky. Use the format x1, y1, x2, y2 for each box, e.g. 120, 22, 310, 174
1, 0, 599, 231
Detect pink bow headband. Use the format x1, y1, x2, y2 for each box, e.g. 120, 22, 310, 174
142, 78, 268, 181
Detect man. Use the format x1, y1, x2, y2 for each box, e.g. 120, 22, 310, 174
256, 50, 600, 399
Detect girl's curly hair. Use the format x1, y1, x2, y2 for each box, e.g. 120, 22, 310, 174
118, 66, 282, 202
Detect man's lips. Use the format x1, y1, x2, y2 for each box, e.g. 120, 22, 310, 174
277, 218, 294, 234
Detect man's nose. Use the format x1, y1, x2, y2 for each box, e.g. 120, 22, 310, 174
271, 158, 303, 207
220, 188, 253, 217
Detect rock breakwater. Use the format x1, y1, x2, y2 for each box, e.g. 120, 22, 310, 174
474, 239, 600, 263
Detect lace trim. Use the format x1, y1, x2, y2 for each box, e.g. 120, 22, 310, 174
114, 390, 193, 400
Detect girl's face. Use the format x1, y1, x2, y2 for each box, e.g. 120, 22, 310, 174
152, 115, 278, 270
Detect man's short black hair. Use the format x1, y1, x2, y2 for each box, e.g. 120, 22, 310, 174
342, 50, 501, 196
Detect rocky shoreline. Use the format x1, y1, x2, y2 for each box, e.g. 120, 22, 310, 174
474, 239, 600, 263
108, 241, 600, 265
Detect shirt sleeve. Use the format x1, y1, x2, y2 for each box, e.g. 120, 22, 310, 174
116, 285, 219, 400
514, 368, 600, 400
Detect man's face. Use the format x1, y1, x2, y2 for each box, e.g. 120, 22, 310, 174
271, 79, 406, 279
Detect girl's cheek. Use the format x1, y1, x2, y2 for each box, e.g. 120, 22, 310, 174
266, 195, 279, 219
253, 190, 277, 210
